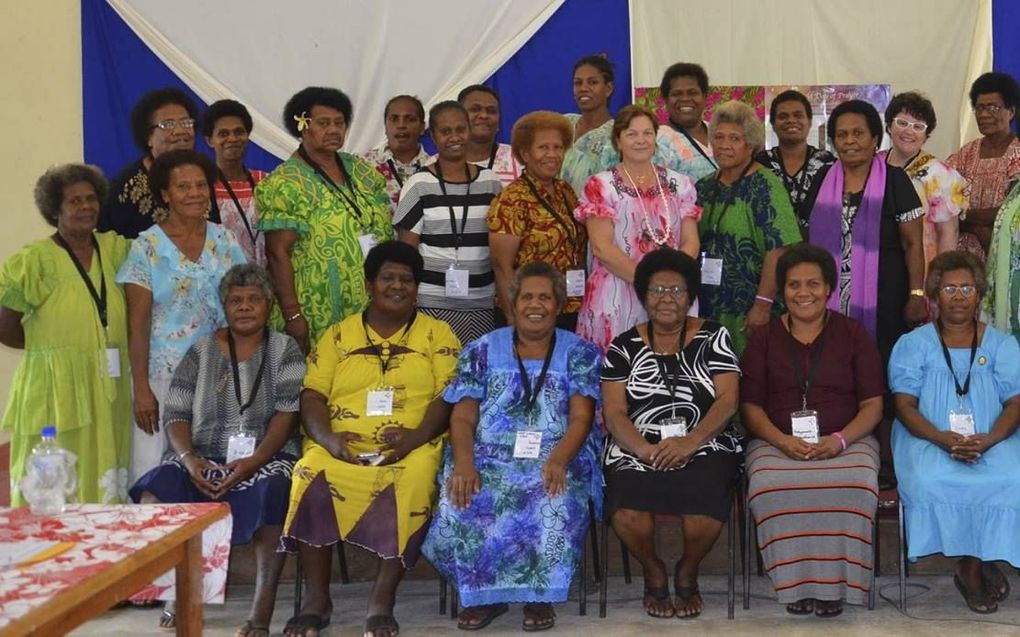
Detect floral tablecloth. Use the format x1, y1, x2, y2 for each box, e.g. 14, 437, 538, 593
0, 503, 231, 630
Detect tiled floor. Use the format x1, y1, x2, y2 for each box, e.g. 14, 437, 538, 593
68, 573, 1020, 636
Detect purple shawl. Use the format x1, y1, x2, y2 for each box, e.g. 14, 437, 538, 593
808, 157, 885, 338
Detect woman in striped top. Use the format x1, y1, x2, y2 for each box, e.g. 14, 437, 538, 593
395, 101, 502, 344
740, 244, 884, 618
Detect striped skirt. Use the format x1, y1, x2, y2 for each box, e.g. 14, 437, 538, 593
746, 437, 879, 605
419, 307, 494, 345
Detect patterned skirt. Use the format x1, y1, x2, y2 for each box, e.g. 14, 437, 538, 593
746, 437, 879, 605
129, 452, 295, 545
419, 307, 494, 346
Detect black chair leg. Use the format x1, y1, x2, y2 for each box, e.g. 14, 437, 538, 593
579, 528, 588, 616
620, 540, 632, 584
898, 499, 907, 610
588, 501, 601, 585
294, 553, 303, 619
599, 519, 609, 618
727, 489, 737, 619
337, 541, 350, 584
451, 587, 459, 619
868, 505, 878, 610
743, 477, 753, 610
439, 576, 447, 615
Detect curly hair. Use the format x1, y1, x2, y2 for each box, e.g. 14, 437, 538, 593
925, 250, 987, 301
365, 240, 425, 284
709, 100, 765, 152
148, 149, 216, 206
282, 86, 353, 138
508, 261, 567, 312
200, 99, 253, 138
219, 263, 274, 306
659, 62, 709, 99
634, 248, 701, 305
776, 243, 837, 299
884, 91, 937, 135
510, 111, 573, 164
969, 71, 1020, 110
33, 164, 109, 227
827, 99, 884, 147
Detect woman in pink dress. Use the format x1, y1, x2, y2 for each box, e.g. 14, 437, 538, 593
574, 105, 700, 353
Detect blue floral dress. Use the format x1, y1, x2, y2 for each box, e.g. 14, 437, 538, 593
423, 328, 602, 606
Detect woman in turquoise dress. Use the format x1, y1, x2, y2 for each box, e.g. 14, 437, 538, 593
423, 262, 602, 632
890, 250, 1020, 614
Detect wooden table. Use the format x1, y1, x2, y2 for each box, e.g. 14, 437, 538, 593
0, 503, 230, 636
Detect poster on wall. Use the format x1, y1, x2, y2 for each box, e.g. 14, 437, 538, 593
634, 84, 892, 152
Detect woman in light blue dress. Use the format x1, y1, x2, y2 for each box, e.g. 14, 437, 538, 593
890, 250, 1020, 615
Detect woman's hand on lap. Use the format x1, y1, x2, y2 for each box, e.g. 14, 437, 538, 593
215, 456, 261, 494
326, 431, 363, 463
182, 455, 223, 499
807, 435, 843, 460
650, 436, 696, 469
777, 435, 816, 461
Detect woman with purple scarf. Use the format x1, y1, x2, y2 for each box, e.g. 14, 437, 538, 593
802, 99, 925, 487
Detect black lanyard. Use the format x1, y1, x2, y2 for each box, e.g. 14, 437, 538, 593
676, 123, 718, 169
706, 159, 755, 238
386, 159, 407, 189
785, 312, 830, 408
297, 145, 367, 227
227, 328, 270, 416
522, 173, 583, 265
54, 233, 107, 329
513, 330, 557, 419
485, 141, 498, 169
435, 162, 472, 251
361, 310, 417, 377
218, 168, 258, 245
936, 319, 978, 398
647, 316, 687, 405
776, 147, 815, 202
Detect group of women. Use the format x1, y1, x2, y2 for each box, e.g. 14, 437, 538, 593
3, 57, 1020, 637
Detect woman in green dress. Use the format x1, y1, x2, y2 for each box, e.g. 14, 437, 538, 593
0, 164, 132, 505
257, 86, 393, 352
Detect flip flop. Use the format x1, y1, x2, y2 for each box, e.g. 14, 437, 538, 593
814, 600, 843, 618
982, 562, 1011, 602
364, 614, 400, 636
785, 599, 814, 615
673, 584, 702, 619
236, 620, 270, 637
521, 603, 556, 632
457, 603, 508, 631
954, 574, 998, 614
283, 612, 332, 636
642, 585, 675, 618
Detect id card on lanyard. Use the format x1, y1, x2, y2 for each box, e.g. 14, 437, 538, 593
701, 160, 754, 286
436, 163, 473, 298
54, 234, 119, 377
225, 329, 270, 462
512, 330, 556, 459
937, 319, 979, 437
787, 313, 829, 442
523, 174, 587, 297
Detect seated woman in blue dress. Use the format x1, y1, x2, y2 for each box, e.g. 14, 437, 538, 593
890, 250, 1020, 614
422, 261, 602, 632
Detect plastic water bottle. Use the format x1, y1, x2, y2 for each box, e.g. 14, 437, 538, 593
20, 426, 77, 515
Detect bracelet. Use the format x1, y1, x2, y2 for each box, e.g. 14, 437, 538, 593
909, 288, 924, 298
755, 295, 774, 305
285, 312, 303, 323
832, 431, 848, 451
178, 450, 193, 461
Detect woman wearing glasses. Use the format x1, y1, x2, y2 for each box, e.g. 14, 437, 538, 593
601, 248, 741, 619
99, 88, 202, 239
947, 72, 1020, 258
890, 251, 1020, 614
882, 92, 967, 271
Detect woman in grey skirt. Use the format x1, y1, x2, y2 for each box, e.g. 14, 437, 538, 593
740, 244, 884, 618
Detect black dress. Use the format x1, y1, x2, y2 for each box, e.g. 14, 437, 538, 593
601, 321, 742, 521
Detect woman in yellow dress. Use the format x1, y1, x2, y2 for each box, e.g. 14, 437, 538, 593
280, 240, 461, 637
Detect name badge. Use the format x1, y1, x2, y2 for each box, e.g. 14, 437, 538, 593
791, 409, 820, 443
660, 416, 688, 439
445, 265, 470, 298
701, 255, 723, 286
105, 347, 121, 378
949, 409, 976, 437
358, 234, 378, 257
366, 389, 395, 416
226, 432, 256, 464
566, 269, 586, 297
513, 430, 543, 459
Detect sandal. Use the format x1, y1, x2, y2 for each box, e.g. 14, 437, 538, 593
642, 585, 675, 618
673, 584, 702, 619
785, 599, 814, 615
522, 603, 556, 632
159, 607, 176, 631
457, 603, 508, 631
365, 614, 400, 637
814, 600, 843, 618
982, 562, 1011, 602
954, 574, 998, 614
236, 620, 270, 637
283, 612, 332, 636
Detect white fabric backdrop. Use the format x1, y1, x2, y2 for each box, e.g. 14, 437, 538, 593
108, 0, 563, 158
630, 0, 992, 158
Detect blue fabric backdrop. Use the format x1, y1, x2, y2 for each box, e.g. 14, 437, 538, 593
992, 0, 1020, 111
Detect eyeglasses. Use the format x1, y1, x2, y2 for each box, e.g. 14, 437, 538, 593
649, 285, 687, 298
891, 117, 928, 132
152, 118, 196, 131
973, 104, 1007, 114
940, 284, 977, 297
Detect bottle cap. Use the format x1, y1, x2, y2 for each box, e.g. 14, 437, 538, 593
41, 426, 56, 438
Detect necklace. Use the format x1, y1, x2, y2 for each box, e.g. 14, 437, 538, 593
621, 163, 673, 246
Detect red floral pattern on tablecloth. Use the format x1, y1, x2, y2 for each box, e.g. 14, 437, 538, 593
0, 503, 231, 630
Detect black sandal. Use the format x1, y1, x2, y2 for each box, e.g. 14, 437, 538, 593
673, 584, 702, 619
814, 600, 843, 618
522, 603, 556, 632
457, 603, 509, 631
642, 585, 675, 618
364, 614, 400, 636
283, 612, 331, 635
954, 574, 998, 614
982, 562, 1011, 602
785, 599, 814, 615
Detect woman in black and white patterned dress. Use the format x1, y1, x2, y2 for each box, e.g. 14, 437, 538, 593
602, 248, 742, 620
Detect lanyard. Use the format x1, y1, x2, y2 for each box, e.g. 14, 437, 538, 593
435, 162, 472, 253
297, 145, 367, 227
485, 141, 497, 170
361, 310, 417, 377
54, 233, 107, 329
936, 319, 978, 398
227, 328, 270, 416
218, 168, 258, 245
522, 173, 583, 264
776, 146, 815, 202
706, 159, 755, 238
386, 159, 407, 188
676, 123, 718, 169
513, 330, 557, 421
648, 317, 687, 416
785, 311, 830, 410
